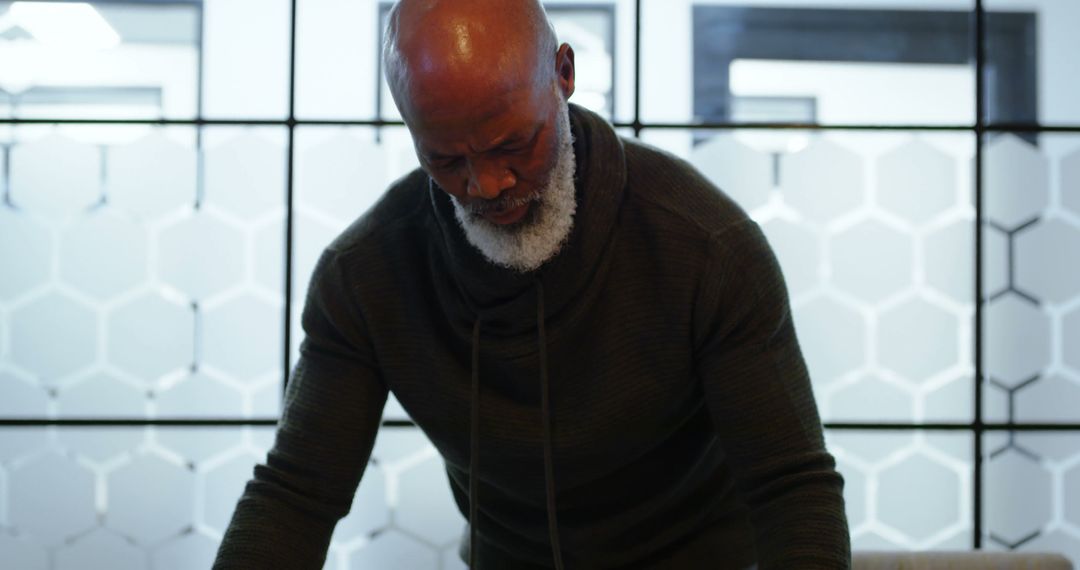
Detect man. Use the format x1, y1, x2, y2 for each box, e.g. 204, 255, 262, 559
214, 0, 851, 568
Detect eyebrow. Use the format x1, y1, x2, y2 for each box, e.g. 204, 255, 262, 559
423, 122, 543, 162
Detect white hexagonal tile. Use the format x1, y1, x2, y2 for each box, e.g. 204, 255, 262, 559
9, 451, 98, 545
58, 210, 148, 300
688, 134, 773, 213
11, 134, 101, 216
299, 133, 387, 223
835, 456, 868, 530
1066, 309, 1080, 375
152, 530, 219, 570
330, 465, 389, 544
0, 208, 52, 301
108, 131, 196, 219
55, 528, 144, 570
107, 292, 194, 383
251, 381, 283, 417
761, 219, 819, 297
156, 372, 244, 418
204, 133, 286, 220
201, 452, 261, 535
922, 375, 974, 423
986, 449, 1052, 545
202, 295, 282, 381
984, 134, 1050, 229
107, 453, 194, 544
57, 372, 145, 418
395, 454, 464, 546
371, 430, 435, 466
792, 296, 867, 386
347, 530, 439, 569
0, 427, 49, 463
983, 294, 1051, 387
781, 138, 865, 223
828, 374, 913, 422
1014, 374, 1080, 423
877, 139, 957, 224
0, 535, 48, 570
254, 217, 285, 294
827, 432, 915, 466
0, 371, 49, 418
154, 427, 245, 466
1015, 219, 1080, 304
924, 221, 999, 303
1059, 146, 1080, 219
157, 213, 246, 300
877, 297, 961, 383
441, 544, 468, 570
877, 452, 961, 542
61, 427, 145, 463
1066, 464, 1080, 529
1013, 432, 1080, 463
830, 220, 914, 303
10, 291, 98, 383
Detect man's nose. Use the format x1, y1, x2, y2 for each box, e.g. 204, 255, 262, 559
466, 160, 516, 200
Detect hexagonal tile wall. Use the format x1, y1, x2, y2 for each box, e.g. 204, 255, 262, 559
877, 297, 961, 384
877, 139, 958, 225
780, 138, 864, 224
0, 207, 52, 302
985, 448, 1053, 547
297, 133, 388, 225
106, 452, 195, 545
107, 131, 197, 220
58, 210, 149, 301
10, 133, 102, 216
0, 535, 48, 570
690, 134, 774, 213
157, 213, 247, 301
792, 295, 867, 390
203, 132, 287, 221
760, 218, 821, 298
9, 451, 98, 546
829, 219, 915, 305
201, 294, 283, 382
54, 527, 146, 570
1060, 145, 1080, 219
1014, 218, 1080, 304
984, 134, 1050, 230
983, 294, 1052, 388
876, 451, 964, 545
106, 291, 195, 385
9, 290, 99, 385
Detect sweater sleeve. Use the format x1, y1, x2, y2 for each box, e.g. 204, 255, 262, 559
693, 219, 851, 569
213, 246, 388, 569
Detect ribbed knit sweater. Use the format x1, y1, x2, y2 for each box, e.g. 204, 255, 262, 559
213, 104, 851, 569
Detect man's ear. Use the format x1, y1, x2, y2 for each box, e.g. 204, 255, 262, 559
556, 43, 575, 100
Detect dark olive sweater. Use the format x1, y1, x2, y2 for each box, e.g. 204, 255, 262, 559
213, 104, 851, 569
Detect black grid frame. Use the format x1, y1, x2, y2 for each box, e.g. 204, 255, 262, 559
1, 0, 1080, 553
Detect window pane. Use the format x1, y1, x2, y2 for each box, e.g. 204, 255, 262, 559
642, 0, 975, 126
981, 133, 1080, 423
983, 431, 1080, 566
828, 430, 973, 550
0, 125, 287, 419
0, 1, 290, 120
640, 129, 976, 423
295, 0, 636, 123
984, 0, 1080, 126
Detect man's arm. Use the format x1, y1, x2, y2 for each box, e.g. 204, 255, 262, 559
213, 247, 388, 569
694, 219, 851, 569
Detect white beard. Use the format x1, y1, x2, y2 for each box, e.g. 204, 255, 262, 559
451, 101, 576, 273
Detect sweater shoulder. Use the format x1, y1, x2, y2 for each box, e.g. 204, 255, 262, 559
621, 137, 751, 238
324, 168, 431, 256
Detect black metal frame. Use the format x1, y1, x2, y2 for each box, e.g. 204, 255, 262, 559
2, 0, 1080, 552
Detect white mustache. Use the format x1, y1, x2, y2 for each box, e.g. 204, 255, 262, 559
464, 190, 541, 215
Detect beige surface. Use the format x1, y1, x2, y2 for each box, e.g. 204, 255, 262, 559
853, 551, 1073, 570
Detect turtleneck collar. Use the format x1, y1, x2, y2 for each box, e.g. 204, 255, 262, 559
427, 103, 628, 338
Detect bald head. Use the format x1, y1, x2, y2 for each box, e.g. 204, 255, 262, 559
383, 0, 562, 122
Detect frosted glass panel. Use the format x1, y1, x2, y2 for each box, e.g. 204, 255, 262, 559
641, 129, 976, 423
295, 0, 635, 122
985, 0, 1080, 126
0, 127, 286, 418
642, 0, 975, 125
0, 426, 462, 570
827, 430, 973, 551
982, 134, 1080, 423
200, 0, 290, 119
983, 432, 1080, 567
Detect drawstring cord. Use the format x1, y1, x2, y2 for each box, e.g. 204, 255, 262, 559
467, 280, 564, 569
469, 318, 481, 570
538, 280, 565, 570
